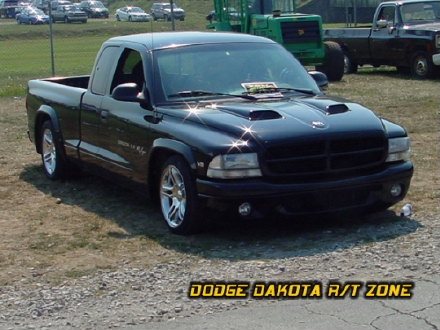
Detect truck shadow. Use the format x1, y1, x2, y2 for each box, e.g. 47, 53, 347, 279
20, 164, 422, 262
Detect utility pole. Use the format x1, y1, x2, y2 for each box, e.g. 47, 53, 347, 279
48, 1, 55, 76
170, 0, 176, 31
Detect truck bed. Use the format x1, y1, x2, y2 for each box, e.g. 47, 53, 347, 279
41, 75, 90, 89
323, 27, 372, 39
26, 75, 90, 157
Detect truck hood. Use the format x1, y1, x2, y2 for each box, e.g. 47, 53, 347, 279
404, 22, 440, 33
162, 95, 386, 147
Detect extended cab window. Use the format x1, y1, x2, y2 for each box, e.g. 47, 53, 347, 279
111, 49, 145, 93
91, 46, 120, 95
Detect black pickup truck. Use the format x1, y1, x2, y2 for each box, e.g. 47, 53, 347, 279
26, 32, 413, 234
324, 0, 440, 79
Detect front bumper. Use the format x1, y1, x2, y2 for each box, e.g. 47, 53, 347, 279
432, 53, 440, 66
67, 16, 87, 22
131, 16, 150, 22
196, 162, 413, 217
91, 11, 108, 18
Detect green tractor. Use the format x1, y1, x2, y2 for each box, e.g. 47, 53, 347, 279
207, 0, 344, 81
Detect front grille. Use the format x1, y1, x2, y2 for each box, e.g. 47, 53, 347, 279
263, 135, 387, 179
281, 21, 321, 43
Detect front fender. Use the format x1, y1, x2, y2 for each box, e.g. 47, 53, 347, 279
149, 138, 198, 171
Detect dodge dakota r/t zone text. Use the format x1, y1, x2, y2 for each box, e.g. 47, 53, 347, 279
26, 32, 414, 234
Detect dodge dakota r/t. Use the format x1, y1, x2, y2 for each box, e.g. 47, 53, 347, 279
26, 32, 413, 234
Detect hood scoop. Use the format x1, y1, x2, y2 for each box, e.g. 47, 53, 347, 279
215, 105, 283, 121
248, 110, 283, 121
299, 99, 350, 115
326, 103, 349, 115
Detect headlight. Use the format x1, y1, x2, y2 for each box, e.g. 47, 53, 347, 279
386, 137, 411, 162
207, 153, 262, 179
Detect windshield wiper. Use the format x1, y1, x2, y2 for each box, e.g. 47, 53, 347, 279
168, 90, 257, 100
244, 87, 316, 96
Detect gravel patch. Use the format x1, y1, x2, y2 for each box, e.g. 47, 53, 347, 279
0, 211, 439, 330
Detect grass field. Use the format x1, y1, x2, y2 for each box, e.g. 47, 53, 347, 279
0, 12, 439, 286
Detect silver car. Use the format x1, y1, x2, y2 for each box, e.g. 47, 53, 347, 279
115, 6, 151, 22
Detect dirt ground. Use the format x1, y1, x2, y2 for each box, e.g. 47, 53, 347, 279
0, 72, 439, 287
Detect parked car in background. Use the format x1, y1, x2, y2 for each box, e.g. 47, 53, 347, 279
115, 6, 151, 22
16, 6, 49, 23
0, 0, 19, 18
151, 2, 185, 21
51, 4, 87, 23
50, 0, 70, 9
79, 0, 108, 18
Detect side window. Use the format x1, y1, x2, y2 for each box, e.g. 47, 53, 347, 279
111, 48, 145, 92
91, 46, 120, 95
378, 6, 396, 25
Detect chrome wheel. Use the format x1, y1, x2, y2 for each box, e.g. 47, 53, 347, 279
160, 164, 187, 228
343, 54, 350, 74
411, 51, 433, 79
414, 56, 428, 77
42, 128, 56, 176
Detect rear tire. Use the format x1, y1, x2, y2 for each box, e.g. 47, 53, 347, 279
159, 155, 203, 235
343, 51, 358, 74
316, 41, 345, 81
39, 120, 68, 180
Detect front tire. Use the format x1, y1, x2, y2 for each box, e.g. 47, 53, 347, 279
39, 120, 67, 180
410, 51, 435, 79
316, 41, 345, 81
159, 155, 203, 235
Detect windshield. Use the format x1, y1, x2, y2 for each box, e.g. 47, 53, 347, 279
90, 2, 104, 8
129, 7, 144, 12
249, 0, 296, 14
30, 8, 45, 14
163, 3, 178, 9
153, 42, 320, 103
401, 2, 440, 24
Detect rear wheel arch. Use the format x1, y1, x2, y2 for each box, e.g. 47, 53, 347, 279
340, 44, 358, 74
35, 107, 62, 154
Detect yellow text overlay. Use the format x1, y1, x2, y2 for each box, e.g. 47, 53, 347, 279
188, 281, 414, 299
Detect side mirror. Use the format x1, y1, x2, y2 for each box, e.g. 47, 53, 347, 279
112, 83, 152, 109
112, 83, 139, 101
376, 19, 389, 28
308, 71, 328, 90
